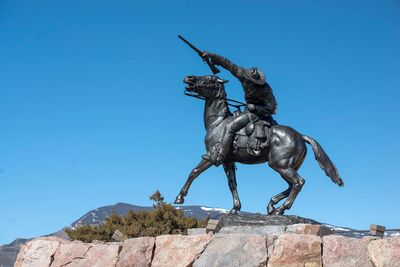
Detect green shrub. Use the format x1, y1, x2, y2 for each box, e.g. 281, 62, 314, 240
66, 191, 207, 242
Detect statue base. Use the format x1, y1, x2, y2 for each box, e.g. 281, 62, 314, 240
217, 213, 320, 227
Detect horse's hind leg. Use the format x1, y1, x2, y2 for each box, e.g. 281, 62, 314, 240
223, 162, 241, 214
174, 158, 213, 204
270, 168, 305, 215
267, 181, 292, 214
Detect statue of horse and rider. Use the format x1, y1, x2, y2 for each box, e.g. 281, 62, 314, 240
174, 36, 344, 215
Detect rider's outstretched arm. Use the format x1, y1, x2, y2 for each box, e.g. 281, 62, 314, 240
205, 53, 246, 81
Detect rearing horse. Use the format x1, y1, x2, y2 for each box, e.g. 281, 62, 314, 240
174, 75, 344, 215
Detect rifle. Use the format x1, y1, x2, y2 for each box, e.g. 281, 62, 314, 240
178, 35, 220, 75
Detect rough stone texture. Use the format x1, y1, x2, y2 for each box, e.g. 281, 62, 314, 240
206, 219, 221, 234
219, 213, 319, 227
219, 225, 286, 236
193, 234, 267, 267
15, 236, 63, 267
219, 225, 285, 255
14, 227, 400, 267
152, 234, 213, 267
69, 242, 120, 267
187, 228, 206, 235
322, 235, 375, 267
268, 233, 322, 267
50, 240, 91, 267
286, 223, 333, 236
112, 229, 128, 242
116, 237, 155, 267
368, 237, 400, 267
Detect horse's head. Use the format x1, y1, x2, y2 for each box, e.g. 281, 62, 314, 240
184, 75, 228, 98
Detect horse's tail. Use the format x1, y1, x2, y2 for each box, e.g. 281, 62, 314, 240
302, 135, 344, 187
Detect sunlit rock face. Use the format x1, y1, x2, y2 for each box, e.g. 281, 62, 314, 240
15, 225, 400, 267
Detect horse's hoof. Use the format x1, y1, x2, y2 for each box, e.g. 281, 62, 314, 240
267, 205, 275, 214
174, 196, 184, 204
229, 209, 238, 215
269, 209, 284, 215
267, 203, 277, 215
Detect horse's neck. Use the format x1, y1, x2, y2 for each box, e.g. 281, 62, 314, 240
204, 98, 229, 130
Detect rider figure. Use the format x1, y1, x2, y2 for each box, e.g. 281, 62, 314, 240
201, 52, 278, 166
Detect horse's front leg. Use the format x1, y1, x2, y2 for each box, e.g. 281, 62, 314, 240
174, 158, 213, 204
223, 162, 241, 214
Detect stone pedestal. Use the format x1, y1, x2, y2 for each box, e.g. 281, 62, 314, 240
217, 213, 320, 227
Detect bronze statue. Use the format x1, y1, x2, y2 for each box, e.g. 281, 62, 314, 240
200, 51, 278, 166
174, 37, 344, 215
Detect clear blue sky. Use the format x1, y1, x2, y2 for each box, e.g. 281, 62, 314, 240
1, 0, 399, 244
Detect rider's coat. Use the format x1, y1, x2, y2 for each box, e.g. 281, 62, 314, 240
208, 53, 277, 116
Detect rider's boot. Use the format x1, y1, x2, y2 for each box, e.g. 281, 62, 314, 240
205, 112, 251, 166
214, 131, 235, 166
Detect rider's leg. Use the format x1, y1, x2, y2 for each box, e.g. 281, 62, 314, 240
216, 111, 253, 165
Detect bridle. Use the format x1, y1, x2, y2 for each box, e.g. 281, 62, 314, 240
184, 83, 246, 111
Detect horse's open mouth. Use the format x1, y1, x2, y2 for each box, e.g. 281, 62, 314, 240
185, 84, 194, 90
184, 77, 195, 90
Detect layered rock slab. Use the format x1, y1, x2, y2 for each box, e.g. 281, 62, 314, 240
50, 240, 91, 266
193, 234, 267, 267
218, 225, 285, 236
322, 235, 375, 267
219, 213, 319, 226
116, 237, 155, 267
151, 234, 213, 267
368, 237, 400, 267
15, 237, 121, 267
54, 241, 120, 267
14, 228, 400, 267
268, 233, 322, 267
15, 236, 63, 267
286, 223, 332, 236
75, 242, 120, 267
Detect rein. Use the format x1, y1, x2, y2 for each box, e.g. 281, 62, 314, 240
184, 90, 246, 110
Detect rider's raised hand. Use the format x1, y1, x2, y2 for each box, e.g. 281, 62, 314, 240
201, 51, 211, 60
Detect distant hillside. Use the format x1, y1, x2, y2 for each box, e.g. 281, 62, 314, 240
0, 238, 30, 267
70, 203, 229, 228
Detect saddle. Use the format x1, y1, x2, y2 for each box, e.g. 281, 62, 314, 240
235, 114, 277, 156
